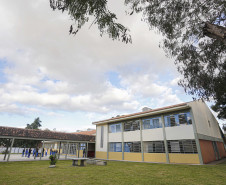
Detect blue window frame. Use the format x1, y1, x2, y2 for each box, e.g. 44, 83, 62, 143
124, 142, 141, 153
143, 117, 162, 129
109, 123, 122, 133
164, 112, 192, 127
109, 142, 122, 152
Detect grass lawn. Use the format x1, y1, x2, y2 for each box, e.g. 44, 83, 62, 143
0, 160, 226, 185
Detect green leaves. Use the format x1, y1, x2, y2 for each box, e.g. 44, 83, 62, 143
50, 0, 132, 43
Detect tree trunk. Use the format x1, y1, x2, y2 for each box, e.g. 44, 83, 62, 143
203, 22, 226, 45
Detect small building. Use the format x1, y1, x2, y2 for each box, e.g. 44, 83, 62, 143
93, 100, 226, 164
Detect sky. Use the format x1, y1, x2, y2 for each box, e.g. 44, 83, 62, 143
0, 0, 223, 132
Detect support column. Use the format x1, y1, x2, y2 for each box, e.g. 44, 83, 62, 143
58, 141, 61, 159
78, 143, 80, 158
7, 138, 15, 162
40, 140, 45, 160
161, 115, 170, 164
121, 122, 124, 160
139, 119, 144, 162
190, 109, 204, 164
86, 142, 88, 158
107, 124, 109, 160
65, 142, 69, 160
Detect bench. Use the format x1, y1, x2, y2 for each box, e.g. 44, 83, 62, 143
69, 158, 89, 167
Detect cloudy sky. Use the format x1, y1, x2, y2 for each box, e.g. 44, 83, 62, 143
0, 0, 221, 132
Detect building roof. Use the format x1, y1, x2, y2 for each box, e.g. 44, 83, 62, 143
72, 130, 96, 136
0, 126, 95, 142
93, 102, 190, 125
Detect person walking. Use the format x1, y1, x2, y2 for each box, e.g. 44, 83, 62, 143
28, 148, 31, 158
45, 149, 48, 156
33, 148, 36, 156
83, 148, 86, 158
25, 148, 28, 157
42, 148, 44, 157
22, 148, 25, 157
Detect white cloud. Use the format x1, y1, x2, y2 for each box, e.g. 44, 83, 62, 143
0, 0, 187, 121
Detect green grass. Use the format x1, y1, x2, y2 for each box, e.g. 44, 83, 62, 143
0, 160, 226, 185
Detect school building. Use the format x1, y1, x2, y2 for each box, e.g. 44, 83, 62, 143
93, 100, 226, 164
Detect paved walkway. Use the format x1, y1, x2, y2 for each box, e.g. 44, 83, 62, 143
206, 157, 226, 165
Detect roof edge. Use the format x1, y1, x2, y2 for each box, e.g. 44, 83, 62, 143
93, 103, 189, 125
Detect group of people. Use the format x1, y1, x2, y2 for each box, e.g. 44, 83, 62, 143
22, 148, 50, 158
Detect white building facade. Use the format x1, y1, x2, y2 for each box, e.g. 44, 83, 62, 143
93, 100, 226, 164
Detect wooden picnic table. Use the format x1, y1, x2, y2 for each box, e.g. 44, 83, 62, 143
69, 157, 89, 166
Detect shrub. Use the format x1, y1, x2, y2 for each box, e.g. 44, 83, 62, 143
49, 155, 58, 165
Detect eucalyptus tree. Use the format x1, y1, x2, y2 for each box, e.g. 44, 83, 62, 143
50, 0, 226, 119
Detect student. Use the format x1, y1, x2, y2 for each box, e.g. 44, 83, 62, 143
28, 148, 31, 158
50, 148, 52, 155
42, 148, 44, 157
33, 148, 36, 156
22, 148, 25, 157
25, 148, 28, 157
45, 149, 48, 156
36, 147, 39, 157
83, 148, 86, 158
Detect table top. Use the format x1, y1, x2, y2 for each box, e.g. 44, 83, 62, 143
68, 157, 89, 160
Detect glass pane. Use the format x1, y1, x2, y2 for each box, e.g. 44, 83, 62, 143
178, 114, 187, 124
170, 115, 176, 126
116, 143, 122, 152
143, 120, 151, 129
153, 118, 160, 128
110, 125, 116, 133
116, 124, 121, 132
147, 143, 154, 153
170, 141, 180, 153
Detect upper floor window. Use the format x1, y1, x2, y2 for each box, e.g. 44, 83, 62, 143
124, 120, 140, 131
164, 112, 192, 127
109, 123, 122, 133
143, 117, 162, 129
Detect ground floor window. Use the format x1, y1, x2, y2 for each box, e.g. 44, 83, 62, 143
144, 141, 165, 153
109, 142, 122, 152
167, 140, 197, 153
124, 142, 141, 153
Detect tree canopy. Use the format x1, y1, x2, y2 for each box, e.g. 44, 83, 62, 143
50, 0, 226, 119
26, 117, 42, 129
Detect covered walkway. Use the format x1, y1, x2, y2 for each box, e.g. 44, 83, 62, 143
0, 126, 95, 162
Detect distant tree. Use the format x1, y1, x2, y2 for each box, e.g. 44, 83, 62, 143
26, 117, 42, 129
50, 0, 226, 119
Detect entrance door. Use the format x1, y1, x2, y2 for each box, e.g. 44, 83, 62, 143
212, 141, 220, 160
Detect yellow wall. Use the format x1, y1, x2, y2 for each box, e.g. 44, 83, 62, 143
109, 152, 122, 160
144, 153, 166, 163
124, 152, 142, 162
96, 151, 107, 159
169, 153, 200, 164
79, 150, 83, 158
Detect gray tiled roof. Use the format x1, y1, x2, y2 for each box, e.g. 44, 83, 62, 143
0, 126, 95, 142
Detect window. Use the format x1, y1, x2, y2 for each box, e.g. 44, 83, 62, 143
109, 142, 122, 152
109, 123, 122, 133
143, 117, 161, 129
124, 142, 141, 152
145, 141, 165, 153
100, 126, 104, 148
124, 120, 140, 131
164, 112, 192, 127
167, 140, 197, 153
80, 143, 86, 150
